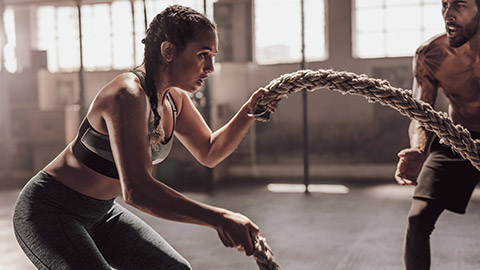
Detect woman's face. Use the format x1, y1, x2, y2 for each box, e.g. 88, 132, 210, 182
167, 27, 217, 92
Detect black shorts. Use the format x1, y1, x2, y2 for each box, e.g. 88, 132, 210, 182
414, 132, 480, 214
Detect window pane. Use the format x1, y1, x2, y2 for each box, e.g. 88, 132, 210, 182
305, 0, 326, 61
134, 1, 146, 67
356, 32, 385, 58
37, 7, 57, 71
355, 0, 383, 8
256, 0, 301, 63
4, 8, 17, 73
354, 0, 443, 58
82, 4, 112, 70
255, 0, 326, 64
356, 8, 384, 32
423, 4, 444, 39
57, 7, 79, 71
112, 1, 134, 69
385, 0, 419, 6
145, 0, 169, 23
385, 6, 421, 31
386, 30, 421, 56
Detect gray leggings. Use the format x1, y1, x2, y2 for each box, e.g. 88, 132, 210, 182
13, 171, 191, 270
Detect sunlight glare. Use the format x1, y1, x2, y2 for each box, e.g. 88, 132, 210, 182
267, 183, 349, 194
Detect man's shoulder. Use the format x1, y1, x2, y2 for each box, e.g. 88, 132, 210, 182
415, 33, 449, 59
413, 33, 449, 82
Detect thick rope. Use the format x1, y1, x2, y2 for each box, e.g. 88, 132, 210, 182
252, 234, 281, 270
251, 69, 480, 171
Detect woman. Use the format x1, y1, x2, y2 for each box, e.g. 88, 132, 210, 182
13, 5, 276, 270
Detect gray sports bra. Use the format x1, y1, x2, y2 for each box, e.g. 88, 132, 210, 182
72, 70, 177, 179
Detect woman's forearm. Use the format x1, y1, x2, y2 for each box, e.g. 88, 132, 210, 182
205, 104, 255, 167
125, 177, 225, 228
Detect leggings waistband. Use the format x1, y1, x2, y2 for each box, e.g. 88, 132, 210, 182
17, 171, 115, 220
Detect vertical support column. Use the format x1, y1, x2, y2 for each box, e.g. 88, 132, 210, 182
76, 0, 86, 119
327, 0, 352, 63
130, 0, 136, 66
300, 0, 309, 194
203, 0, 214, 193
142, 0, 147, 30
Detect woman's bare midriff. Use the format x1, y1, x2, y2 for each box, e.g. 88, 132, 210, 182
43, 143, 122, 201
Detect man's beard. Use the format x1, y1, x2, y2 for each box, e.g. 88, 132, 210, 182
447, 15, 480, 48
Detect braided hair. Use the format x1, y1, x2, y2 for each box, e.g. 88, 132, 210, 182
140, 5, 216, 144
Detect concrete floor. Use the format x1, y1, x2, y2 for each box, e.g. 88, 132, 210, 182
1, 179, 480, 270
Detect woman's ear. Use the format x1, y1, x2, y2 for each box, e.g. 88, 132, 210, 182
161, 41, 176, 62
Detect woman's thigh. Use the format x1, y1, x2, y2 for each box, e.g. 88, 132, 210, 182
13, 213, 111, 270
91, 203, 191, 270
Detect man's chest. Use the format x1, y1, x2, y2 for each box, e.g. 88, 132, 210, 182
436, 57, 480, 97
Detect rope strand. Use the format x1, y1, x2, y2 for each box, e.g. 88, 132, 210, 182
251, 69, 480, 171
252, 234, 281, 270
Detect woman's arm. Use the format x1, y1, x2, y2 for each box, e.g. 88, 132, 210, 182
173, 88, 271, 167
101, 78, 258, 254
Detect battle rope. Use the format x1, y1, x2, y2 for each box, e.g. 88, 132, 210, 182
251, 69, 480, 171
252, 234, 281, 270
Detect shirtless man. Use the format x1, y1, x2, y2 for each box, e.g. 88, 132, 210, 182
394, 0, 480, 269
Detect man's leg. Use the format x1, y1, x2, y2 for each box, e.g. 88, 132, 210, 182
404, 198, 444, 270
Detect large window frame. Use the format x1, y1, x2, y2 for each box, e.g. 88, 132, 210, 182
353, 0, 445, 59
35, 0, 216, 72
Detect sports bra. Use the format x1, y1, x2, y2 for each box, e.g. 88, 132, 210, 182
72, 71, 177, 179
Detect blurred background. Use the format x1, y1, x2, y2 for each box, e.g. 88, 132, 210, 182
0, 0, 449, 190
2, 1, 474, 270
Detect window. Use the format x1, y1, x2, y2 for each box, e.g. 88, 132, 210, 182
254, 0, 326, 65
354, 0, 445, 58
36, 0, 217, 72
2, 8, 17, 72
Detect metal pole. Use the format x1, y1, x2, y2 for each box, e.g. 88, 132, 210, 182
202, 0, 214, 194
204, 0, 207, 16
142, 0, 147, 30
130, 0, 136, 66
76, 0, 86, 118
300, 0, 309, 194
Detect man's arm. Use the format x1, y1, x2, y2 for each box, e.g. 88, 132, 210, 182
395, 44, 441, 185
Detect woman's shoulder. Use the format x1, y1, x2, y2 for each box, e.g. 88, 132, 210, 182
96, 73, 147, 105
167, 87, 190, 113
90, 72, 149, 118
106, 72, 145, 96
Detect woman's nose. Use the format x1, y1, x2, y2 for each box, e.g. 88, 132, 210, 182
205, 58, 215, 73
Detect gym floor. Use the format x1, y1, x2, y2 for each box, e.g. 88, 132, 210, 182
1, 178, 480, 270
